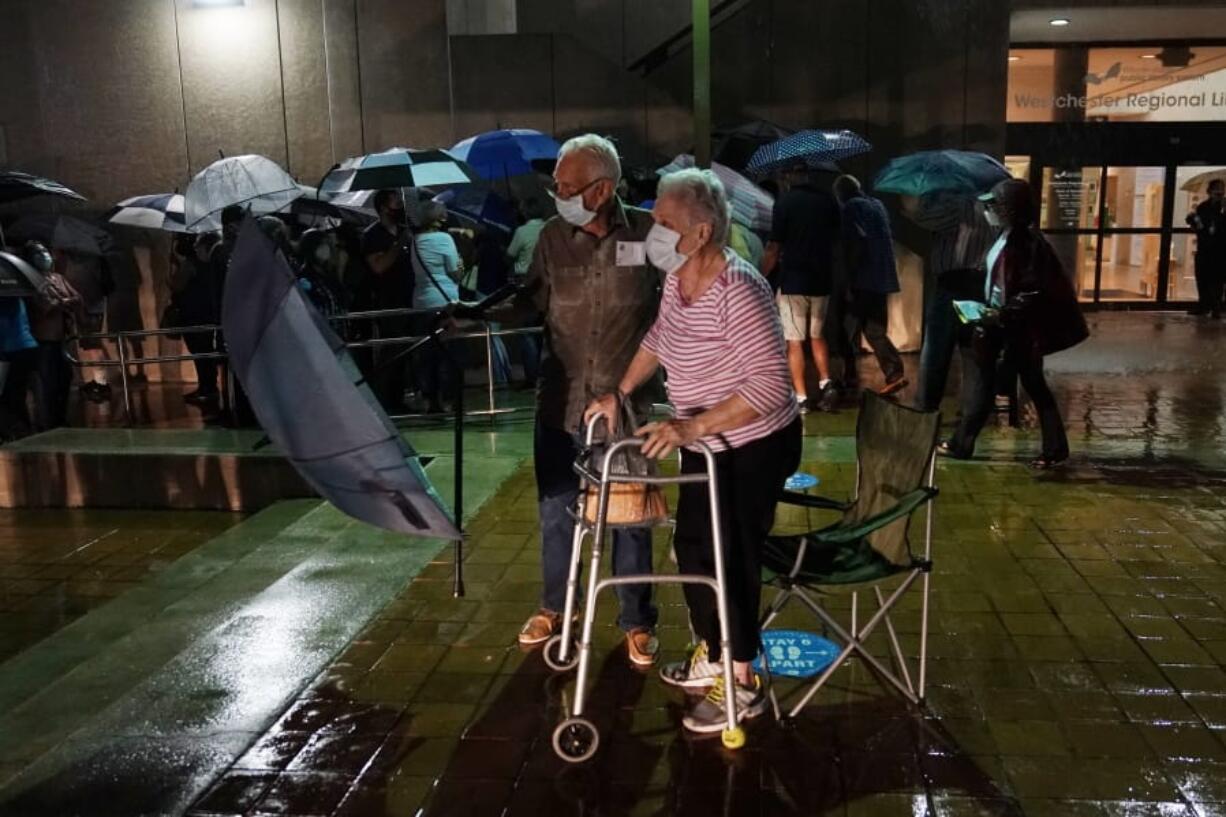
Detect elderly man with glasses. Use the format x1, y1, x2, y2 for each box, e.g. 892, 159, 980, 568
474, 134, 662, 666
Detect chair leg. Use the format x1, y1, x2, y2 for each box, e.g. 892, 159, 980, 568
875, 585, 915, 698
784, 576, 924, 717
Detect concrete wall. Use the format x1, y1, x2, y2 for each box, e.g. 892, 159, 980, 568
0, 0, 1010, 205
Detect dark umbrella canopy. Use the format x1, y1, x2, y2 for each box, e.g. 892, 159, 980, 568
713, 119, 794, 171
0, 171, 86, 204
0, 251, 41, 298
746, 129, 872, 178
5, 214, 113, 257
874, 150, 1010, 197
222, 219, 460, 540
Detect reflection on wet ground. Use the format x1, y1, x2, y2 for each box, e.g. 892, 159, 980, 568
0, 509, 243, 662
2, 311, 1226, 816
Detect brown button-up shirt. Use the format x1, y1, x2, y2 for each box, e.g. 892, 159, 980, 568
498, 200, 662, 431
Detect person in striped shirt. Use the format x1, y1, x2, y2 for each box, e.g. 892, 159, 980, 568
584, 168, 801, 734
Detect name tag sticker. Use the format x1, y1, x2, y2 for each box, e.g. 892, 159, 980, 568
616, 241, 646, 267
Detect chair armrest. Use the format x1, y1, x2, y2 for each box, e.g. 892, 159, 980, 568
815, 487, 939, 545
777, 490, 850, 511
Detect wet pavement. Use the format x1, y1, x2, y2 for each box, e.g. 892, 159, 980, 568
1, 312, 1226, 816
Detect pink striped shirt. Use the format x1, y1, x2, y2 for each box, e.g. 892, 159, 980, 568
642, 250, 798, 452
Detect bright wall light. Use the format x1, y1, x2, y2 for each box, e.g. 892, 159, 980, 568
1049, 17, 1071, 27
193, 0, 245, 7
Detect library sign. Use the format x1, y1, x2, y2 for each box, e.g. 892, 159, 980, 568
1013, 90, 1226, 116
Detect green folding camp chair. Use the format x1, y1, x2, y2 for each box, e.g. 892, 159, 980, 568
760, 391, 941, 719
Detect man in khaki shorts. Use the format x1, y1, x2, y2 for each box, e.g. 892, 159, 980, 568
762, 165, 842, 411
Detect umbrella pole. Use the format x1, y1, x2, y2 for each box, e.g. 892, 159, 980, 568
451, 337, 464, 598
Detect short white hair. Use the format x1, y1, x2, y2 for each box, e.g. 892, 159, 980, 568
657, 168, 731, 247
558, 134, 622, 187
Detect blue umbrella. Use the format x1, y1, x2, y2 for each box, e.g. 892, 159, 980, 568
222, 218, 461, 540
746, 129, 872, 178
432, 186, 516, 234
873, 150, 1010, 197
450, 129, 561, 182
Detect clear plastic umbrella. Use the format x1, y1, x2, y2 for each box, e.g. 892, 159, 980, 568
184, 155, 303, 231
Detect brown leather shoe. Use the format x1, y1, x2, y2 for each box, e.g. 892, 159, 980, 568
626, 627, 659, 668
518, 609, 561, 646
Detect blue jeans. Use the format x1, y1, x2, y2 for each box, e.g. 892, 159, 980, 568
917, 269, 981, 411
535, 421, 657, 632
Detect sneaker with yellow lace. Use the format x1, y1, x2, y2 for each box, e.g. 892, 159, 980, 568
659, 640, 723, 691
681, 674, 767, 734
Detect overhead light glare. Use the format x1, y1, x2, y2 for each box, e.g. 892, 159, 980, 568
1140, 54, 1157, 59
1008, 55, 1021, 62
1049, 17, 1071, 26
193, 0, 245, 7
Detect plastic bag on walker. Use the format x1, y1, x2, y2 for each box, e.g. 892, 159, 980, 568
583, 398, 669, 527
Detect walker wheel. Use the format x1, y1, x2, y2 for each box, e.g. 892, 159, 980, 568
721, 726, 746, 750
543, 634, 579, 672
553, 717, 600, 763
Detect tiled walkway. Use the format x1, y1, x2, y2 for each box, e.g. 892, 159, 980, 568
2, 313, 1226, 816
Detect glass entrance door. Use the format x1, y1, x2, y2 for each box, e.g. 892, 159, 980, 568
1171, 165, 1226, 303
1038, 162, 1216, 306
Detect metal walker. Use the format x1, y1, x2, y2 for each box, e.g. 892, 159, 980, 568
546, 414, 746, 762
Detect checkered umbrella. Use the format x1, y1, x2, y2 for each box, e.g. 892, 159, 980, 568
746, 129, 872, 178
184, 155, 304, 231
104, 193, 207, 233
657, 154, 775, 232
320, 147, 481, 195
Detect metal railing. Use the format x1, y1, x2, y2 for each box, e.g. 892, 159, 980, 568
63, 306, 543, 427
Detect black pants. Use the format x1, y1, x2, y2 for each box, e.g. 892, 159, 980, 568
374, 316, 412, 412
0, 348, 37, 438
844, 290, 903, 384
917, 269, 981, 411
1195, 252, 1225, 315
949, 333, 1068, 461
674, 419, 802, 663
183, 329, 219, 396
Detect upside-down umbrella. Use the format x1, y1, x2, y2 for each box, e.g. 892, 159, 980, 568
746, 129, 872, 178
657, 153, 775, 232
5, 214, 113, 257
222, 217, 460, 540
320, 147, 480, 195
450, 129, 560, 182
0, 171, 86, 204
184, 154, 304, 231
104, 193, 203, 233
873, 150, 1010, 197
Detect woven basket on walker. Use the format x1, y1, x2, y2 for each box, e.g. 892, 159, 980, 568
581, 401, 669, 527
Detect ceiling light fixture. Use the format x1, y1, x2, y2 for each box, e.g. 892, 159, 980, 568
1140, 54, 1157, 60
193, 0, 245, 7
1049, 17, 1071, 27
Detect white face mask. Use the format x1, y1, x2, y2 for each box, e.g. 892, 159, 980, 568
645, 223, 690, 273
984, 208, 1003, 228
551, 191, 597, 227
